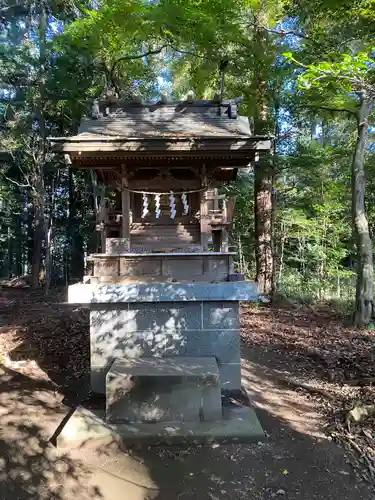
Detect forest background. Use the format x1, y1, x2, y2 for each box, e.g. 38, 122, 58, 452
1, 0, 375, 325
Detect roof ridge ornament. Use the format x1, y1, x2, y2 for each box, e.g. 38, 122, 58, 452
186, 90, 195, 103
91, 99, 101, 120
229, 101, 238, 119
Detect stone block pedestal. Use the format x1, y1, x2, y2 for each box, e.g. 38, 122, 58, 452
62, 281, 264, 443
106, 357, 222, 424
68, 282, 257, 394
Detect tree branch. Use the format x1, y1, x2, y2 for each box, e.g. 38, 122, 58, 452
110, 44, 216, 92
3, 175, 30, 189
301, 104, 356, 116
170, 46, 212, 60
0, 4, 28, 17
245, 19, 309, 39
259, 24, 309, 39
110, 46, 167, 91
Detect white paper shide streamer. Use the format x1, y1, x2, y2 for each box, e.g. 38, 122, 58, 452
181, 192, 189, 216
142, 192, 149, 218
155, 194, 161, 218
169, 191, 176, 219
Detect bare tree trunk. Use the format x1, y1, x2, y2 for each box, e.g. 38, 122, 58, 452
252, 23, 274, 296
31, 174, 45, 288
278, 232, 285, 286
31, 6, 47, 288
45, 176, 57, 295
6, 226, 12, 278
68, 168, 84, 282
353, 94, 374, 326
13, 211, 23, 277
90, 170, 101, 253
254, 162, 273, 294
27, 197, 34, 273
44, 217, 53, 294
67, 165, 74, 282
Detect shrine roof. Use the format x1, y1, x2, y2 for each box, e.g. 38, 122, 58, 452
50, 99, 272, 158
75, 101, 251, 139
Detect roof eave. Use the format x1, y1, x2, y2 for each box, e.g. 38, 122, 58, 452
50, 136, 272, 154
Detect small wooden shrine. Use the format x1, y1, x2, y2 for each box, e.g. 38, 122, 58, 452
51, 96, 270, 443
51, 97, 271, 284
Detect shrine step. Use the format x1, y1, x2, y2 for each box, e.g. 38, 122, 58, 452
106, 357, 222, 425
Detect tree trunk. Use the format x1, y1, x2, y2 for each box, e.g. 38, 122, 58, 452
45, 175, 57, 295
67, 168, 85, 282
67, 165, 74, 282
44, 216, 53, 294
13, 211, 22, 276
31, 6, 47, 289
254, 162, 273, 294
6, 225, 12, 278
90, 170, 101, 253
31, 175, 45, 288
252, 23, 274, 296
27, 197, 34, 273
352, 94, 374, 326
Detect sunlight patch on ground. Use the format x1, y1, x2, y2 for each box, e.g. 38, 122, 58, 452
241, 358, 326, 439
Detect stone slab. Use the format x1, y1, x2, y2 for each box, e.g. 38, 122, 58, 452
90, 300, 237, 335
56, 404, 265, 448
106, 357, 222, 424
227, 273, 245, 281
68, 281, 258, 304
165, 329, 241, 364
219, 363, 242, 390
92, 365, 112, 393
127, 302, 202, 331
90, 318, 241, 366
90, 358, 241, 394
202, 301, 239, 329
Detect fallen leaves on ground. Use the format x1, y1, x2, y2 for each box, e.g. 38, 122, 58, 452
1, 288, 375, 482
241, 300, 375, 482
0, 287, 89, 393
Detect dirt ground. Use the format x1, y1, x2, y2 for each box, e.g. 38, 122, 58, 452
0, 288, 374, 499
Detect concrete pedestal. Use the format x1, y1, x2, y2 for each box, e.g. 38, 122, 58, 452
68, 281, 258, 395
62, 281, 264, 444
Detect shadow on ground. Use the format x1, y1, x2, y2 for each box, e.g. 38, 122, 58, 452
0, 288, 90, 399
0, 290, 374, 499
1, 358, 371, 500
0, 364, 104, 500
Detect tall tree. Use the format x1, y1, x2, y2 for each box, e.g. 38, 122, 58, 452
284, 0, 375, 322
290, 50, 375, 324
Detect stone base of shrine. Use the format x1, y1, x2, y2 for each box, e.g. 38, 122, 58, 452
61, 281, 263, 446
67, 281, 258, 395
55, 392, 264, 448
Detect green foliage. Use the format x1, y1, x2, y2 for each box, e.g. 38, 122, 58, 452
0, 0, 372, 308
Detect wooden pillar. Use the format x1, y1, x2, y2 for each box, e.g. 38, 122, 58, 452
223, 198, 228, 222
221, 228, 229, 252
213, 188, 219, 211
121, 166, 130, 250
200, 166, 210, 250
99, 193, 107, 253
